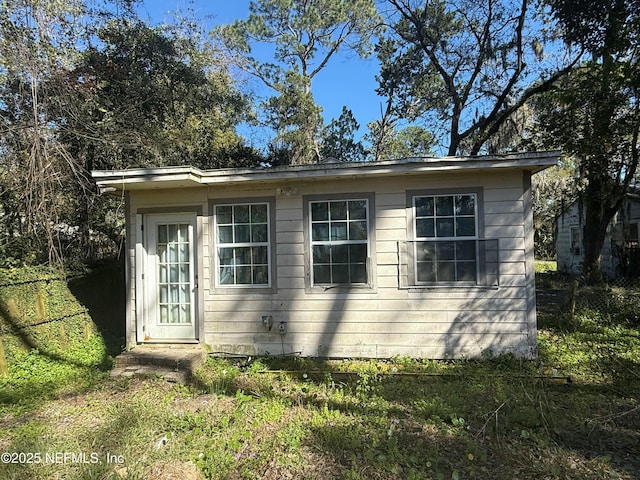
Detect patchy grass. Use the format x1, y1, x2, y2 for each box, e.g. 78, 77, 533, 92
1, 275, 639, 479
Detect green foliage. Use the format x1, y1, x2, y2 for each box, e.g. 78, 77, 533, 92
533, 0, 640, 282
366, 122, 436, 161
0, 266, 111, 412
379, 0, 580, 155
0, 2, 259, 266
216, 0, 381, 165
321, 106, 367, 162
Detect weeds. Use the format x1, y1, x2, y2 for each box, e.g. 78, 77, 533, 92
1, 272, 639, 479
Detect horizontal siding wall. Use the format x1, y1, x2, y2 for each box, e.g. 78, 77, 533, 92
195, 170, 536, 359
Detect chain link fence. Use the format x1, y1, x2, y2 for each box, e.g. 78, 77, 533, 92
569, 277, 640, 325
536, 270, 640, 327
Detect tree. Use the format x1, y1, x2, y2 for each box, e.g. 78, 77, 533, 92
67, 18, 257, 170
365, 123, 435, 161
0, 1, 260, 265
538, 0, 640, 283
0, 0, 94, 265
216, 0, 381, 164
378, 0, 582, 156
320, 106, 366, 162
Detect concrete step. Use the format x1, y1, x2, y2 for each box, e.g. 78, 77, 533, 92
113, 345, 207, 378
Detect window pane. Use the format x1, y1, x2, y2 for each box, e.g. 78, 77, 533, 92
253, 266, 269, 284
171, 305, 180, 323
168, 224, 178, 242
158, 245, 167, 263
416, 218, 435, 238
252, 246, 268, 265
181, 305, 191, 324
159, 285, 168, 303
436, 241, 455, 260
311, 202, 329, 221
436, 196, 454, 216
218, 247, 234, 265
159, 265, 167, 283
216, 205, 232, 224
236, 247, 251, 265
170, 265, 178, 282
349, 221, 368, 240
456, 218, 475, 236
251, 204, 267, 223
158, 225, 167, 243
234, 205, 249, 223
234, 224, 250, 243
218, 225, 233, 244
178, 224, 189, 242
236, 266, 251, 284
160, 305, 168, 323
437, 262, 455, 281
170, 285, 179, 303
332, 244, 349, 263
179, 244, 189, 262
180, 284, 190, 303
330, 222, 347, 241
179, 264, 189, 282
457, 261, 477, 281
312, 223, 329, 241
436, 218, 454, 237
330, 201, 347, 220
417, 262, 435, 282
416, 242, 435, 262
332, 264, 349, 283
313, 245, 331, 264
251, 224, 268, 242
314, 265, 331, 284
169, 243, 178, 262
455, 241, 476, 260
350, 263, 367, 283
349, 244, 367, 263
455, 195, 475, 215
348, 200, 367, 220
415, 197, 434, 217
219, 266, 234, 284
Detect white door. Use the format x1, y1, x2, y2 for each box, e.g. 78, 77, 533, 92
145, 213, 197, 341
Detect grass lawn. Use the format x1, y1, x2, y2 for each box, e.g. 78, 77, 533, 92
1, 270, 639, 480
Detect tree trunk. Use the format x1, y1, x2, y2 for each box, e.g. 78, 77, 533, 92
581, 172, 624, 285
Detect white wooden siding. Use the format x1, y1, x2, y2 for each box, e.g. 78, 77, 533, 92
127, 170, 537, 358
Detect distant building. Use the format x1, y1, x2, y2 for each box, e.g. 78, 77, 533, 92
556, 189, 640, 279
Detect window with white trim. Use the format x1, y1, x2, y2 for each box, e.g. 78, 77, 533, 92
413, 194, 478, 283
214, 203, 271, 286
310, 199, 369, 286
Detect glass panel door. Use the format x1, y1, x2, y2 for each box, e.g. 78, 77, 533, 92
145, 214, 197, 340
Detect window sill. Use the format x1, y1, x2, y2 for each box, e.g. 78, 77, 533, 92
403, 284, 499, 292
211, 285, 276, 295
306, 284, 377, 294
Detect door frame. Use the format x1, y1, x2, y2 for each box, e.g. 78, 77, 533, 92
135, 207, 203, 344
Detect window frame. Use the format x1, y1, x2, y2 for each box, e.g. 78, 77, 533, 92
406, 188, 485, 287
303, 193, 376, 292
570, 225, 581, 255
210, 197, 276, 293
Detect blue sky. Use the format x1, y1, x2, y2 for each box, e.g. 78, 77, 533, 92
138, 0, 384, 147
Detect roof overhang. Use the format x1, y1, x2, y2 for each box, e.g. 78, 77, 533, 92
91, 151, 560, 192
